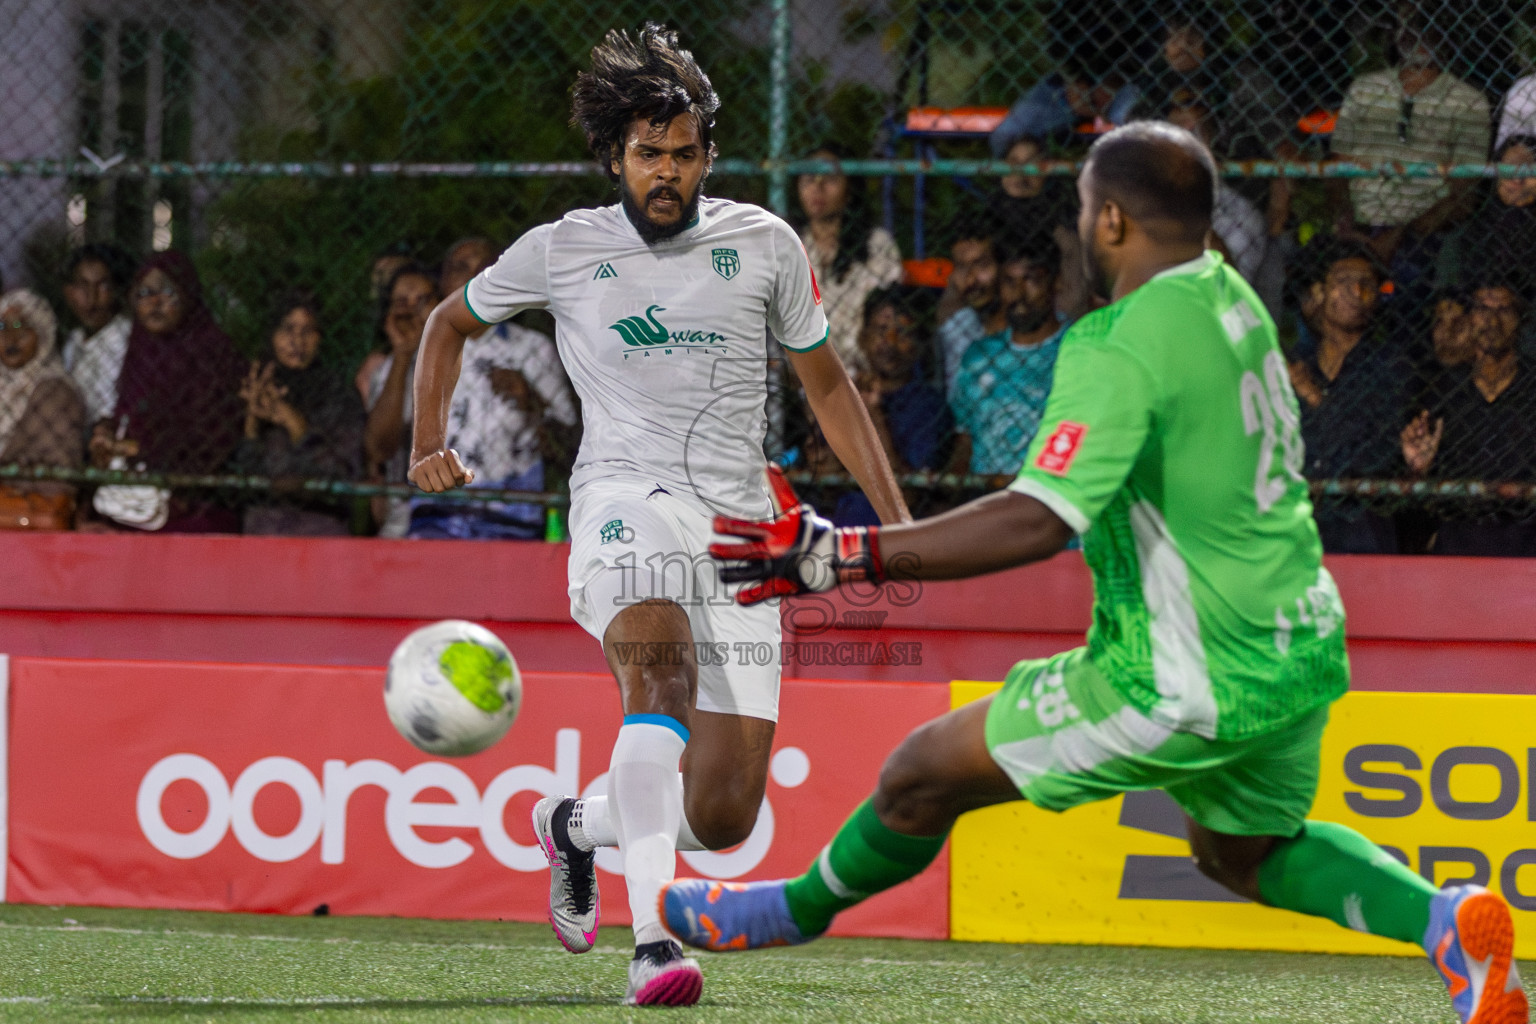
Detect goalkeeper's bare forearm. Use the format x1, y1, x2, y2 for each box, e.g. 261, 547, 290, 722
874, 489, 1074, 581
408, 292, 480, 492
711, 469, 1075, 603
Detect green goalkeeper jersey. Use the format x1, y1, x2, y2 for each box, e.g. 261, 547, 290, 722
1010, 251, 1348, 741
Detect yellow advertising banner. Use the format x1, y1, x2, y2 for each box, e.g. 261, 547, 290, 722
950, 683, 1536, 958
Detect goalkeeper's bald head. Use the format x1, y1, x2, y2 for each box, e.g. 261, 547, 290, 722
1082, 121, 1217, 248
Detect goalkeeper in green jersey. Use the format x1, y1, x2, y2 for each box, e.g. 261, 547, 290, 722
661, 121, 1526, 1024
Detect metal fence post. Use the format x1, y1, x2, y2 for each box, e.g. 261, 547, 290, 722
767, 0, 790, 216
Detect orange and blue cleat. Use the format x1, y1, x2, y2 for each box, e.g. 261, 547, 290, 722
659, 878, 814, 952
1426, 885, 1528, 1024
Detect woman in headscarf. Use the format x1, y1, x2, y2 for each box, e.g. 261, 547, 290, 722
232, 289, 366, 535
94, 251, 246, 532
0, 288, 85, 526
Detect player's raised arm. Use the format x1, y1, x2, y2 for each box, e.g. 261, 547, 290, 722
769, 217, 910, 526
407, 291, 481, 493
787, 344, 911, 525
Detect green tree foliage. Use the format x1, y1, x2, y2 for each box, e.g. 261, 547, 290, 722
199, 0, 772, 365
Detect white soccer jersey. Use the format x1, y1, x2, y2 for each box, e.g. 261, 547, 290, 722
464, 197, 829, 517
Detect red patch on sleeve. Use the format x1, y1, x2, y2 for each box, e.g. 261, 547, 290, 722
809, 262, 822, 304
1034, 422, 1088, 476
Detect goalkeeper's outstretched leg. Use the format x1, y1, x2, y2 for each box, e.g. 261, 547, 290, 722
665, 673, 1527, 1024
661, 694, 1015, 948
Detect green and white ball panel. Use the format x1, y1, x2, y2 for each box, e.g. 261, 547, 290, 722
384, 620, 522, 757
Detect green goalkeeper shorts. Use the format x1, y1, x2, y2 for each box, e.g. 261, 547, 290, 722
984, 647, 1329, 838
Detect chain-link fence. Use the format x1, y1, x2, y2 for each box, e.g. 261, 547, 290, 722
2, 0, 1535, 551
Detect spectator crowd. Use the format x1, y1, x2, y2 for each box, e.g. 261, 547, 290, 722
0, 237, 578, 540
1, 2, 1534, 553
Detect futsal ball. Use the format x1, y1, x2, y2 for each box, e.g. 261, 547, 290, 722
385, 620, 522, 756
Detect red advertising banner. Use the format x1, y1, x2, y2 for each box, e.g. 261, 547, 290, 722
7, 659, 948, 939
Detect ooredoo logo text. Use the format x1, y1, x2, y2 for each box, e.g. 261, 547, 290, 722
136, 729, 811, 879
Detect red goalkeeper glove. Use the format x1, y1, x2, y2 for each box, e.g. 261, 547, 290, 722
709, 465, 883, 605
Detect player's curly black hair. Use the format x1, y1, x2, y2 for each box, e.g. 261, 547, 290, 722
571, 24, 719, 182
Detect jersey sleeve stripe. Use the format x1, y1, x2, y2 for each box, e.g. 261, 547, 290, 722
1008, 476, 1090, 534
462, 282, 492, 325
782, 324, 829, 354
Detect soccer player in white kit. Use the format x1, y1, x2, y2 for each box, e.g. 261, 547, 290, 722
407, 24, 908, 1006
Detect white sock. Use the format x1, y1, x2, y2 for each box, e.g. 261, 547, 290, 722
565, 796, 617, 850
673, 774, 705, 852
568, 775, 705, 853
608, 719, 688, 947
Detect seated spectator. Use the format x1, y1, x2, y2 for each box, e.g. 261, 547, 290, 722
855, 289, 951, 473
1442, 136, 1536, 292
795, 143, 902, 373
1166, 98, 1267, 284
232, 290, 366, 536
1139, 8, 1224, 122
990, 62, 1140, 157
91, 252, 245, 533
59, 243, 135, 425
1217, 5, 1354, 317
806, 288, 952, 526
355, 242, 416, 404
1496, 73, 1536, 150
1288, 238, 1415, 554
405, 240, 579, 540
1402, 275, 1536, 555
1223, 3, 1352, 160
986, 136, 1087, 317
991, 0, 1167, 148
364, 262, 438, 537
438, 237, 496, 300
949, 232, 1067, 476
0, 288, 85, 525
370, 243, 414, 303
1328, 7, 1489, 291
935, 212, 1005, 395
1429, 288, 1476, 372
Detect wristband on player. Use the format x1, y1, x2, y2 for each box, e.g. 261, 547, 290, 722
832, 525, 884, 586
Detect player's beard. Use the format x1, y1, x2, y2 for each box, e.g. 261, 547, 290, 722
621, 179, 703, 245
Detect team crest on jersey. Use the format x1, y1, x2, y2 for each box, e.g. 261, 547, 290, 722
712, 248, 740, 280
593, 262, 618, 280
599, 519, 633, 544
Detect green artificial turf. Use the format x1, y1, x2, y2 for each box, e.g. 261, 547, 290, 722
0, 903, 1488, 1022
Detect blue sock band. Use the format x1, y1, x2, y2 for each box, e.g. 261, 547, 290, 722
622, 713, 690, 743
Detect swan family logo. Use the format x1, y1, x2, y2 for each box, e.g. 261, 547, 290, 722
608, 305, 729, 354
608, 304, 669, 346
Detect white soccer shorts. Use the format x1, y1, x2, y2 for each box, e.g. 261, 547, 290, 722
567, 477, 781, 722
